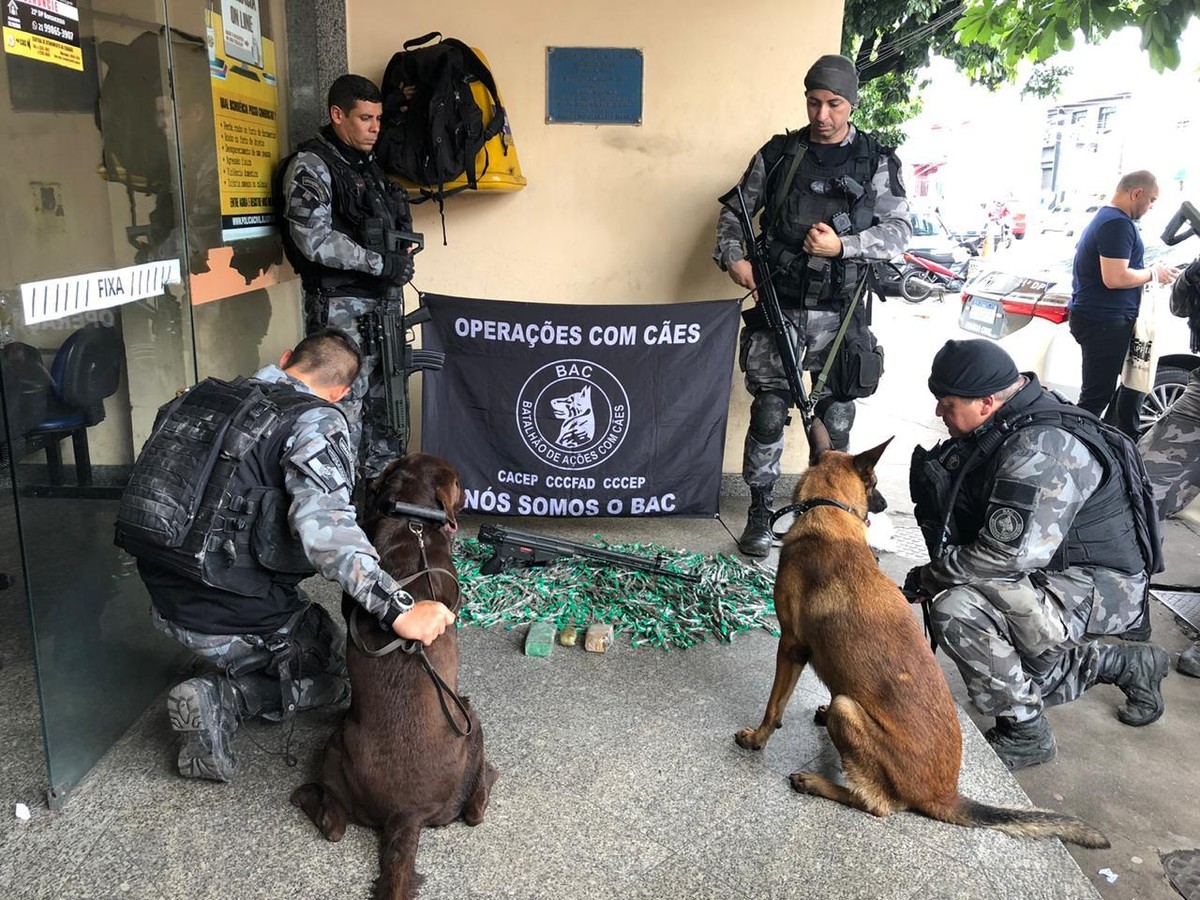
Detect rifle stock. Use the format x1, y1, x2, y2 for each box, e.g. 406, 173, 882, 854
477, 523, 700, 582
718, 184, 814, 428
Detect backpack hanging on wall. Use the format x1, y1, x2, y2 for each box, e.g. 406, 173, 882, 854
377, 32, 525, 238
96, 30, 172, 193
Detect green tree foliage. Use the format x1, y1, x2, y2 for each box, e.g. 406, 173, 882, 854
854, 73, 927, 148
844, 0, 1200, 137
954, 0, 1200, 76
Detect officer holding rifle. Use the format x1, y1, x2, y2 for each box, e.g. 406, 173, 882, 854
279, 74, 419, 480
715, 54, 912, 557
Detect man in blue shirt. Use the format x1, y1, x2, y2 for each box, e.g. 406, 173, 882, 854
1069, 170, 1178, 436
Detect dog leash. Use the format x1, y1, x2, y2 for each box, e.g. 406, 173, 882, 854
349, 600, 474, 738
349, 523, 474, 737
767, 497, 865, 538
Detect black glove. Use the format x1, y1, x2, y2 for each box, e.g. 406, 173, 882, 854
381, 251, 414, 286
901, 565, 929, 603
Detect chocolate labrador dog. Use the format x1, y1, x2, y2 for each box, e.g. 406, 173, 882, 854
292, 453, 497, 900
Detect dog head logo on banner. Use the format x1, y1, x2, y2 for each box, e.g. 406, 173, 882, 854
517, 359, 630, 470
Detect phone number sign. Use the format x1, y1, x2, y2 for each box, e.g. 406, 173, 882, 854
3, 0, 82, 72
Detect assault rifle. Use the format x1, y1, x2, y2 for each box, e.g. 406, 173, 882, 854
476, 523, 701, 582
718, 183, 815, 428
359, 228, 445, 456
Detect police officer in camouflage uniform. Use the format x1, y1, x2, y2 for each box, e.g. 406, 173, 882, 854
122, 330, 454, 781
279, 74, 415, 480
1139, 258, 1200, 676
907, 340, 1169, 771
714, 54, 911, 557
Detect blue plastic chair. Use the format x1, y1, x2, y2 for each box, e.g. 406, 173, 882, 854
24, 324, 123, 486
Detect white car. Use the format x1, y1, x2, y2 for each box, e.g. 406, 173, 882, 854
957, 237, 1197, 434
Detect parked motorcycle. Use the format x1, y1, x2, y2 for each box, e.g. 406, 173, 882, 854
899, 251, 967, 303
951, 231, 985, 257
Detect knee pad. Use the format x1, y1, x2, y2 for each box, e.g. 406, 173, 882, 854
818, 400, 856, 450
749, 391, 790, 443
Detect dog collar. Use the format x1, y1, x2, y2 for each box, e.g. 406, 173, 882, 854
382, 501, 448, 526
768, 498, 866, 537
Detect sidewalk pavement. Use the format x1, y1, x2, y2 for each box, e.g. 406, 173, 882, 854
8, 489, 1196, 899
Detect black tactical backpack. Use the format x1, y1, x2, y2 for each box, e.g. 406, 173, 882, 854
95, 30, 172, 193
376, 33, 506, 206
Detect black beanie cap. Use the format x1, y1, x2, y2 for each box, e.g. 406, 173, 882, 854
928, 339, 1021, 399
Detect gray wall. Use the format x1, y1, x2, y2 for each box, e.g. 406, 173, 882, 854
284, 0, 347, 149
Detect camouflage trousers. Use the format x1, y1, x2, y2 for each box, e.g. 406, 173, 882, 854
739, 305, 866, 487
307, 293, 397, 480
152, 600, 348, 724
930, 566, 1147, 721
1139, 369, 1200, 519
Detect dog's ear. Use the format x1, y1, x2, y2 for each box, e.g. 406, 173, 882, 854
853, 437, 893, 477
807, 419, 833, 464
435, 470, 462, 528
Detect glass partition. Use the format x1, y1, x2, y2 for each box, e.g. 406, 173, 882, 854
169, 0, 302, 379
0, 0, 297, 807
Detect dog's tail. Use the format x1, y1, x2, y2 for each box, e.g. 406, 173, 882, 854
922, 796, 1109, 849
375, 813, 425, 900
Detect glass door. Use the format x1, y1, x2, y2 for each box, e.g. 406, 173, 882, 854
0, 0, 195, 807
1, 0, 299, 806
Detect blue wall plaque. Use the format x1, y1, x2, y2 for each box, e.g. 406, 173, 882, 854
546, 47, 643, 125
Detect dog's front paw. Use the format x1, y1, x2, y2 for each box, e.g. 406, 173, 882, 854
789, 771, 820, 794
735, 727, 768, 751
813, 704, 829, 727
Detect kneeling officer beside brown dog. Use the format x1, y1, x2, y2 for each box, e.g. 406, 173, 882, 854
117, 329, 454, 782
908, 339, 1168, 771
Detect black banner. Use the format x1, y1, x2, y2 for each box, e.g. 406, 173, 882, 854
421, 294, 741, 517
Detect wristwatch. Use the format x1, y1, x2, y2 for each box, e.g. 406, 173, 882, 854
375, 585, 414, 631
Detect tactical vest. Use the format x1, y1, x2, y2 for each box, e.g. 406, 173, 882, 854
911, 378, 1161, 577
276, 128, 409, 298
116, 377, 334, 598
758, 127, 896, 307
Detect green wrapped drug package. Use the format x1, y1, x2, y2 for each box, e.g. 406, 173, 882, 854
524, 621, 557, 657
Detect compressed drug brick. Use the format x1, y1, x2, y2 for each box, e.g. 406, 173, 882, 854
585, 623, 614, 653
524, 621, 556, 657
560, 625, 579, 646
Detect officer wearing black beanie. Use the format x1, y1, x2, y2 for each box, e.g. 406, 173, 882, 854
906, 339, 1168, 773
927, 339, 1021, 399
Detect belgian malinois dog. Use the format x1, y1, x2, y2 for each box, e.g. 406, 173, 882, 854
735, 422, 1108, 849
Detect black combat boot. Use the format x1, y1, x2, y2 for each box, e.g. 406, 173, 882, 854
1094, 643, 1169, 726
984, 714, 1057, 771
167, 675, 240, 782
738, 487, 774, 558
1179, 643, 1200, 678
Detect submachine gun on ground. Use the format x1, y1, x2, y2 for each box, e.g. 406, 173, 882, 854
358, 228, 445, 455
476, 523, 700, 582
718, 183, 815, 429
